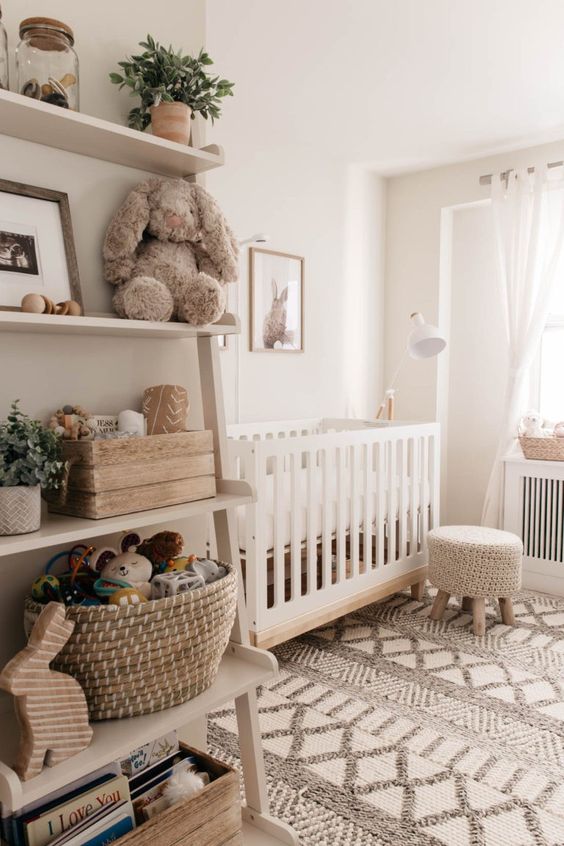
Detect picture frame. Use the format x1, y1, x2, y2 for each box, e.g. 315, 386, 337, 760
0, 179, 82, 311
249, 247, 304, 353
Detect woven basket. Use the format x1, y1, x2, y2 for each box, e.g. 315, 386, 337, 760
24, 562, 237, 721
519, 436, 564, 461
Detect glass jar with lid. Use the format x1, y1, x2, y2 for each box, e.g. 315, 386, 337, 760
16, 17, 79, 110
0, 4, 8, 91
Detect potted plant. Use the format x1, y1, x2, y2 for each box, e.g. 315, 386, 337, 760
110, 36, 234, 145
0, 401, 63, 535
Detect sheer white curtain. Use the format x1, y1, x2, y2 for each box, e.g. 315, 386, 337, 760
482, 166, 564, 527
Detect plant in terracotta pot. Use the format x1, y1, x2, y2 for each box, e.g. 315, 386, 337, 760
109, 35, 234, 145
0, 401, 63, 535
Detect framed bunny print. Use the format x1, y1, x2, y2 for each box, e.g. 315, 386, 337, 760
249, 247, 304, 352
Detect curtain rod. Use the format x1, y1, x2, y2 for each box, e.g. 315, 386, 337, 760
479, 161, 564, 185
479, 160, 564, 185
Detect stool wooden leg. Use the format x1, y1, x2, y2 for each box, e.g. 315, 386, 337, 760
430, 590, 450, 621
411, 579, 425, 602
462, 596, 473, 613
473, 598, 486, 636
499, 597, 515, 625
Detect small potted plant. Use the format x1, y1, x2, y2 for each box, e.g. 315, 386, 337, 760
0, 401, 63, 535
110, 36, 234, 145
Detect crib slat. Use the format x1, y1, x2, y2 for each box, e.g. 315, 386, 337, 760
350, 444, 360, 579
363, 442, 373, 573
376, 441, 385, 568
321, 448, 332, 588
387, 440, 397, 564
398, 438, 408, 561
410, 438, 419, 558
420, 436, 429, 549
290, 451, 301, 600
273, 453, 285, 607
306, 450, 317, 594
337, 446, 347, 583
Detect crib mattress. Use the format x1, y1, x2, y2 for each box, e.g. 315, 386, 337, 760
237, 468, 430, 553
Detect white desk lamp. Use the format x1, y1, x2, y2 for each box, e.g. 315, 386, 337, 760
376, 312, 446, 420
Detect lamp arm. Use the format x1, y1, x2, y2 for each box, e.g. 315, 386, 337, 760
376, 349, 408, 420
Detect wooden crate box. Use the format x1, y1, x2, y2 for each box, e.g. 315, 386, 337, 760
120, 745, 242, 846
48, 431, 216, 519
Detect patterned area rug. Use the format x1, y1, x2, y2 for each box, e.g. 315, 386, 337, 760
209, 586, 564, 845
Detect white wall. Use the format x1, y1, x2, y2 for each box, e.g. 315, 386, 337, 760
385, 138, 564, 522
445, 203, 507, 524
0, 0, 207, 669
205, 0, 385, 423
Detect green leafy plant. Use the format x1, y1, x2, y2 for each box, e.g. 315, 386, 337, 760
0, 401, 63, 489
110, 35, 235, 132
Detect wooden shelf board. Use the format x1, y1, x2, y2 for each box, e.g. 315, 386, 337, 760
0, 89, 224, 177
0, 311, 240, 339
0, 643, 277, 812
0, 488, 252, 558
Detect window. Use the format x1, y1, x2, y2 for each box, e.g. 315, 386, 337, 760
539, 280, 564, 422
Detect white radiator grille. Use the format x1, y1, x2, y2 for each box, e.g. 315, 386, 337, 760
521, 475, 564, 564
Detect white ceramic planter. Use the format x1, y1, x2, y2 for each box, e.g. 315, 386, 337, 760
0, 485, 41, 535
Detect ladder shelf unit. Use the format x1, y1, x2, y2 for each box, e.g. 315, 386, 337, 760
0, 95, 298, 845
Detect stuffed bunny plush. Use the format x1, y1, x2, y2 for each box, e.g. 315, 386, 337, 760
103, 178, 239, 326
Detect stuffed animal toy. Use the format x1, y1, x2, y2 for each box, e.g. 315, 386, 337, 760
519, 410, 548, 438
90, 533, 152, 600
137, 530, 185, 574
103, 178, 239, 327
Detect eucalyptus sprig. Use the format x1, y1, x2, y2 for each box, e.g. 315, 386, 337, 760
110, 35, 235, 131
0, 401, 63, 489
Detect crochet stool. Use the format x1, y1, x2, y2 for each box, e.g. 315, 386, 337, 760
428, 526, 522, 636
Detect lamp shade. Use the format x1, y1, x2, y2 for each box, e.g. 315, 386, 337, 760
407, 312, 446, 360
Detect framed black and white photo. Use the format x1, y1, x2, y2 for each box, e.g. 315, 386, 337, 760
0, 179, 82, 310
250, 247, 304, 352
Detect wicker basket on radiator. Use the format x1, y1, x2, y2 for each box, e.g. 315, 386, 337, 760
519, 436, 564, 461
24, 562, 237, 721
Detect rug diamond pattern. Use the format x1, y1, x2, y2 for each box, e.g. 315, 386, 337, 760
210, 586, 564, 845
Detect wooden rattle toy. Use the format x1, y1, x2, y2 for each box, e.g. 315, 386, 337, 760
48, 404, 93, 440
0, 602, 93, 780
21, 293, 82, 316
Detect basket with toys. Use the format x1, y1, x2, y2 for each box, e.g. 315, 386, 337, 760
25, 530, 237, 721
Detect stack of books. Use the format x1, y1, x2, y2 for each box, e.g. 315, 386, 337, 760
2, 732, 211, 846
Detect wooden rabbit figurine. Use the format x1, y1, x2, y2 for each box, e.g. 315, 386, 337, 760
0, 602, 93, 780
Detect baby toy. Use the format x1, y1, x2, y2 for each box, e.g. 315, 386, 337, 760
33, 546, 100, 607
103, 177, 239, 326
92, 534, 152, 600
21, 293, 82, 316
137, 530, 185, 574
151, 571, 205, 599
0, 603, 93, 780
189, 558, 227, 584
49, 405, 93, 441
519, 410, 548, 438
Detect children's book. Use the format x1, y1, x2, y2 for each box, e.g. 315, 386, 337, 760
45, 801, 129, 846
60, 803, 134, 846
5, 766, 120, 846
23, 775, 130, 846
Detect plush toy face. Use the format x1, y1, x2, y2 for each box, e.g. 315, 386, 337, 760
147, 180, 200, 244
101, 552, 152, 586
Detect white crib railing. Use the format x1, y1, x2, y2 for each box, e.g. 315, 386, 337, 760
226, 419, 440, 647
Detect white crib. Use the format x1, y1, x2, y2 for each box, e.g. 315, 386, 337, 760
224, 418, 440, 648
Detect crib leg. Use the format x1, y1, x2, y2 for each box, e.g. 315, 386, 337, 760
410, 579, 425, 602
